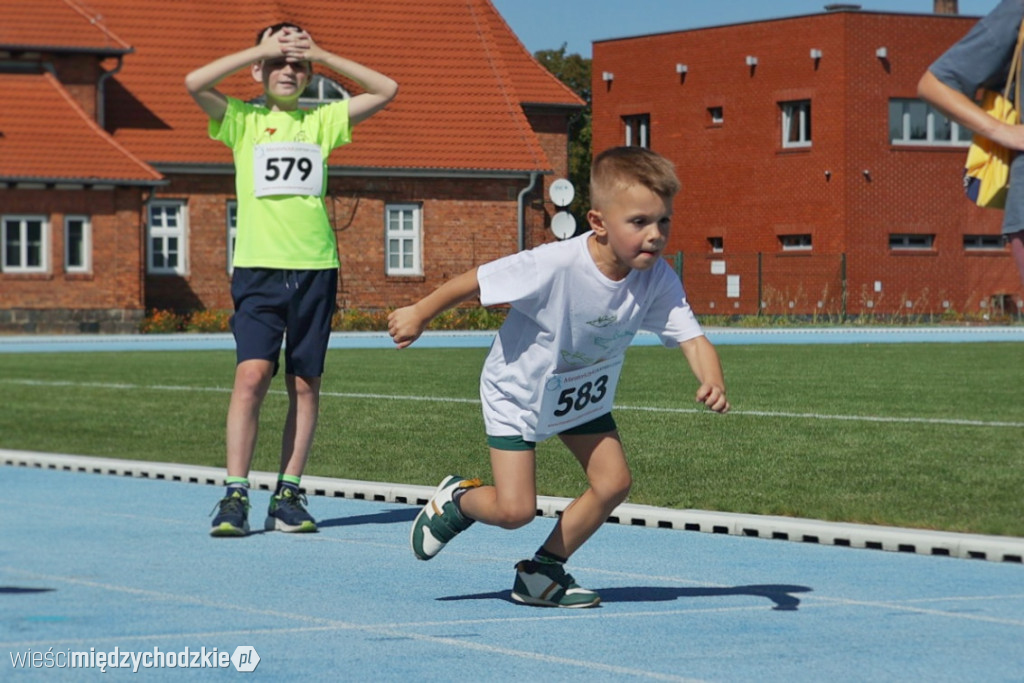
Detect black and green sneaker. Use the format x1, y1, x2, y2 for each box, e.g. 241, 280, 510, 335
264, 488, 317, 533
210, 490, 250, 537
511, 560, 600, 608
410, 475, 481, 560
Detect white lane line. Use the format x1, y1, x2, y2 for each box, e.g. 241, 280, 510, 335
4, 378, 1022, 428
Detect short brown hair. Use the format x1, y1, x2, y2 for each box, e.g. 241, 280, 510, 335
256, 22, 307, 44
590, 146, 680, 210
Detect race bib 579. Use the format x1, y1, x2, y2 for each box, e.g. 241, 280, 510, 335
252, 142, 324, 197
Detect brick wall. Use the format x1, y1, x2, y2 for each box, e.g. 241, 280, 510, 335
0, 187, 146, 333
593, 11, 1019, 316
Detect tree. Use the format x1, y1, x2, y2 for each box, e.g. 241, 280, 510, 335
534, 45, 591, 232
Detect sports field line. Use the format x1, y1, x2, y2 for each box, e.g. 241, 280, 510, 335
4, 378, 1023, 429
0, 567, 703, 683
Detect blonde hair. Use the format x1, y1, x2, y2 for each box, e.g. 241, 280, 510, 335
589, 146, 680, 210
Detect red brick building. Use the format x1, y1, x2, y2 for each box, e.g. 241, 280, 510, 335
0, 0, 583, 333
593, 5, 1019, 318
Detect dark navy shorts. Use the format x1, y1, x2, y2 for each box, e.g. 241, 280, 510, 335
230, 267, 337, 377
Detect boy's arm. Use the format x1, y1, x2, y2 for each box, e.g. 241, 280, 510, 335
184, 28, 280, 121
679, 336, 730, 413
388, 268, 481, 349
308, 47, 399, 125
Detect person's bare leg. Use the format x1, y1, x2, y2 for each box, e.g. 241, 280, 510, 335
279, 374, 321, 477
537, 431, 631, 560
225, 359, 275, 478
458, 448, 537, 529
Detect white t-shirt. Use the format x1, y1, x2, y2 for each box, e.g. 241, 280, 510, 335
477, 231, 704, 441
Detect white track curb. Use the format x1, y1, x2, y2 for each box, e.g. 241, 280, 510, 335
4, 448, 1023, 564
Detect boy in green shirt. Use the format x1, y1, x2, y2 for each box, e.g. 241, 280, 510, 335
185, 23, 398, 536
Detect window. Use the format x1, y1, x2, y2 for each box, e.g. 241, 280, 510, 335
779, 234, 812, 251
780, 100, 811, 148
64, 214, 91, 273
2, 215, 48, 273
889, 233, 935, 250
623, 114, 650, 148
708, 107, 723, 125
147, 200, 186, 275
386, 203, 422, 276
708, 236, 724, 253
889, 99, 972, 146
226, 201, 237, 274
963, 234, 1004, 251
300, 75, 351, 105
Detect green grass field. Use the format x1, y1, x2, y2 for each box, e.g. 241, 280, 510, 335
1, 342, 1021, 536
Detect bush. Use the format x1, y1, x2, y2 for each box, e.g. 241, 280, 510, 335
185, 309, 231, 333
333, 308, 390, 331
139, 309, 185, 334
331, 307, 508, 332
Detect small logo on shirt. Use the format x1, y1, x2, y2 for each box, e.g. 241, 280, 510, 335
587, 315, 618, 328
264, 128, 277, 136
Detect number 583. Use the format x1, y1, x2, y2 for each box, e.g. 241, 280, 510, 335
553, 375, 609, 417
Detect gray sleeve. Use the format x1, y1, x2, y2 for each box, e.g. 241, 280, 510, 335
928, 0, 1024, 96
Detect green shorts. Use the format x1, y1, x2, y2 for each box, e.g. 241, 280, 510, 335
487, 413, 618, 451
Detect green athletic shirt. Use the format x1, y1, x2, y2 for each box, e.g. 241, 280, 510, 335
210, 97, 351, 269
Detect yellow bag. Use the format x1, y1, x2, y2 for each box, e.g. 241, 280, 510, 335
964, 22, 1024, 210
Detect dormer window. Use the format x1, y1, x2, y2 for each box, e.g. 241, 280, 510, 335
299, 75, 351, 105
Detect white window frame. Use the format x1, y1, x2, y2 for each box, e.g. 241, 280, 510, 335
623, 114, 651, 148
889, 98, 972, 146
889, 233, 935, 250
781, 100, 812, 148
963, 234, 1004, 251
64, 214, 92, 273
779, 233, 812, 251
226, 200, 237, 274
147, 200, 187, 275
2, 214, 49, 273
300, 75, 351, 105
386, 203, 422, 276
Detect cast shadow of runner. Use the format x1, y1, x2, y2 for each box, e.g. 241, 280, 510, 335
438, 584, 811, 611
317, 507, 418, 528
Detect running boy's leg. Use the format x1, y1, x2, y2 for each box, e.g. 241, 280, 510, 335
537, 431, 632, 559
410, 447, 535, 560
508, 431, 629, 608
457, 448, 537, 529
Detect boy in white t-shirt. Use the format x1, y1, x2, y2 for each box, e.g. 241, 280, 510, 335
388, 146, 729, 608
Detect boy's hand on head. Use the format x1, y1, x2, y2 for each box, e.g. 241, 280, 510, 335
277, 28, 313, 62
695, 383, 730, 414
387, 306, 428, 350
258, 27, 281, 57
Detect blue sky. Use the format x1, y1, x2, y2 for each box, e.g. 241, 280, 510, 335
489, 0, 1002, 57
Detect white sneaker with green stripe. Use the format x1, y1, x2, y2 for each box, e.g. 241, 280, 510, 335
510, 559, 601, 608
410, 475, 481, 560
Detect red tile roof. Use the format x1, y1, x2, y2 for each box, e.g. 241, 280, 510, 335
3, 0, 584, 177
2, 0, 131, 53
0, 71, 163, 185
